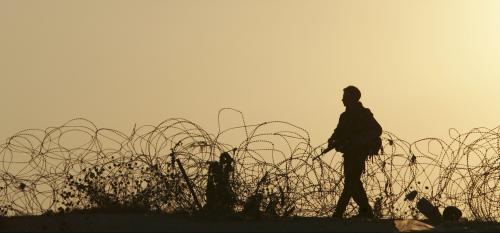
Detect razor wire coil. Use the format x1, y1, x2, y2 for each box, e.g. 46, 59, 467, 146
0, 108, 498, 221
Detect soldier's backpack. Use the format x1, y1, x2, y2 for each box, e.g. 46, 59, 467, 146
367, 136, 382, 156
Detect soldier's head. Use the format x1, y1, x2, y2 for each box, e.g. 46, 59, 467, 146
342, 86, 361, 107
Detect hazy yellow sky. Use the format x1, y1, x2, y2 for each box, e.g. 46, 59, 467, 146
1, 0, 499, 145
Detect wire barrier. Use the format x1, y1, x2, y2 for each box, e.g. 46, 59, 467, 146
0, 108, 498, 221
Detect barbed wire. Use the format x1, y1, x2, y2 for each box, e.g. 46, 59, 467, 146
0, 108, 498, 221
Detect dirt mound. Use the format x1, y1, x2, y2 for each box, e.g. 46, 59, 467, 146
1, 213, 498, 232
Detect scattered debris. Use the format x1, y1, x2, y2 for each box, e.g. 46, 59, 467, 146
443, 206, 462, 222
416, 198, 441, 222
404, 191, 418, 201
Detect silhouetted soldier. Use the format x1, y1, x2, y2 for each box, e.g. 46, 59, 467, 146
320, 86, 382, 219
205, 152, 236, 215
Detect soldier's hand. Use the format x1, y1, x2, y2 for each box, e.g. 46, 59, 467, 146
327, 138, 335, 147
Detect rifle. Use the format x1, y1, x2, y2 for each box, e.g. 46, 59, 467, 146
312, 145, 335, 161
313, 138, 350, 160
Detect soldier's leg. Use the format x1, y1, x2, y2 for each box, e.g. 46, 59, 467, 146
350, 177, 372, 214
332, 157, 354, 217
333, 177, 352, 217
349, 156, 373, 216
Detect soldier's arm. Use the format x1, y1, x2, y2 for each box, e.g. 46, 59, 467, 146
327, 113, 347, 150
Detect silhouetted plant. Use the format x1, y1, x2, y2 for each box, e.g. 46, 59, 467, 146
57, 160, 193, 214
